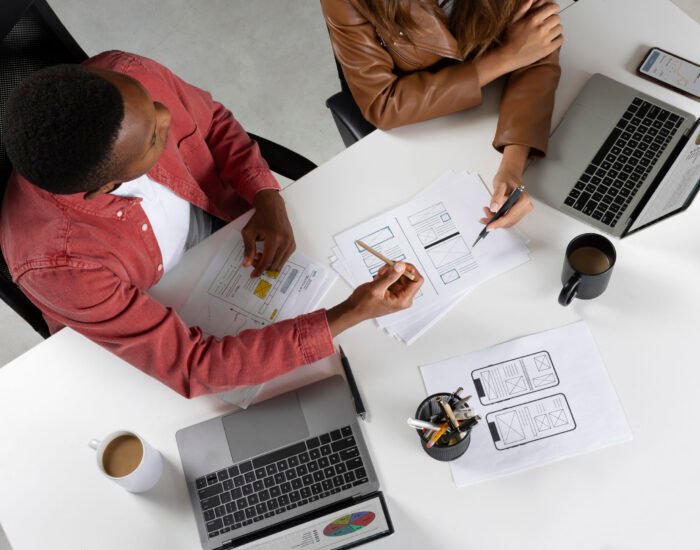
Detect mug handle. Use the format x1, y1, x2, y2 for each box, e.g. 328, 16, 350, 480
558, 274, 581, 306
88, 439, 101, 450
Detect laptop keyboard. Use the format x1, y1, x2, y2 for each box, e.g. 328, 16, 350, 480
195, 426, 369, 539
563, 97, 685, 227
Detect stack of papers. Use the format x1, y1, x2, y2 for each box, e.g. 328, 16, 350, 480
178, 219, 337, 406
330, 171, 530, 344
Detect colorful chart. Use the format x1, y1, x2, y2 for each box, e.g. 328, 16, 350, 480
323, 511, 375, 537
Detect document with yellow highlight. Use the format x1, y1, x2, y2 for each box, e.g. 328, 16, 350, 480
179, 229, 336, 341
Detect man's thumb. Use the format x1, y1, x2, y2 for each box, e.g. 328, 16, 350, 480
377, 261, 405, 288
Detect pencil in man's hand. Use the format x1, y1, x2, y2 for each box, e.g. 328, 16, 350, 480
354, 239, 417, 281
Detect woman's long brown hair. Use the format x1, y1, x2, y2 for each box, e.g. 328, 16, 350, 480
358, 0, 522, 58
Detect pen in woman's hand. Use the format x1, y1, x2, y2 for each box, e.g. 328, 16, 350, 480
472, 185, 526, 247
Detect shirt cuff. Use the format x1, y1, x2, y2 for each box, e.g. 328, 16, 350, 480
296, 309, 335, 365
237, 168, 281, 205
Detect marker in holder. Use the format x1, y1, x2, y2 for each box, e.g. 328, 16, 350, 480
414, 391, 478, 462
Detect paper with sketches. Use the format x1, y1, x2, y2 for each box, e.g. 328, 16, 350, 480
331, 171, 530, 344
179, 227, 336, 407
420, 321, 632, 487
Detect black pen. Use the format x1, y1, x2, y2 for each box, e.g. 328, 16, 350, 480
472, 185, 525, 247
339, 346, 367, 420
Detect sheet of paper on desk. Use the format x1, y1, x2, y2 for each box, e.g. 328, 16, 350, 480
331, 170, 529, 344
420, 321, 633, 487
179, 229, 337, 407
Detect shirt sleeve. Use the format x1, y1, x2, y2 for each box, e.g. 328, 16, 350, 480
492, 48, 562, 157
19, 266, 335, 398
322, 0, 482, 130
128, 54, 281, 205
204, 100, 281, 205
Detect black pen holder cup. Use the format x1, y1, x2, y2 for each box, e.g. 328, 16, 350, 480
415, 393, 472, 462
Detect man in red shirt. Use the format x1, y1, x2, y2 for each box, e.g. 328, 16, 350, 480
1, 51, 422, 397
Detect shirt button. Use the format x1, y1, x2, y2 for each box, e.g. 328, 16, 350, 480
141, 223, 148, 232
157, 264, 163, 272
116, 210, 123, 218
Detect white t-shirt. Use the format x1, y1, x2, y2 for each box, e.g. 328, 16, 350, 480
111, 174, 212, 273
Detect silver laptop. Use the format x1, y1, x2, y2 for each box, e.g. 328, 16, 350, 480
528, 73, 700, 238
176, 376, 390, 549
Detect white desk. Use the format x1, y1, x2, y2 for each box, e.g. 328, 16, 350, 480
1, 0, 699, 548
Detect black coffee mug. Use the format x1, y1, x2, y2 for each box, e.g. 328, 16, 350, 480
558, 233, 616, 306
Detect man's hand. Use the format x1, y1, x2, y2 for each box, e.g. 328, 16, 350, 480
327, 262, 424, 336
241, 190, 295, 277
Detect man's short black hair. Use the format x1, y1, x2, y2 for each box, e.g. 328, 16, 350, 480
5, 64, 125, 194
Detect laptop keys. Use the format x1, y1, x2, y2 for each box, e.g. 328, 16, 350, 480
198, 483, 223, 500
198, 425, 370, 539
562, 96, 686, 228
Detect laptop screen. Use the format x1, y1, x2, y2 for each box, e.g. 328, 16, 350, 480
628, 122, 700, 232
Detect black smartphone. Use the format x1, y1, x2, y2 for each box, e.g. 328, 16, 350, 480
638, 47, 700, 101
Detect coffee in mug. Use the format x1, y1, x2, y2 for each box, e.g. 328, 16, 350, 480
568, 246, 611, 275
559, 233, 616, 306
102, 434, 143, 478
89, 430, 163, 493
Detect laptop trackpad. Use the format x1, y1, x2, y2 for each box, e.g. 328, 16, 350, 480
222, 391, 310, 463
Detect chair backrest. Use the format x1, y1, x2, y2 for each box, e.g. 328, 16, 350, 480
0, 0, 87, 338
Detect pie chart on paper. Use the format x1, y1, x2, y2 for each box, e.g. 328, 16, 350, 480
323, 511, 375, 537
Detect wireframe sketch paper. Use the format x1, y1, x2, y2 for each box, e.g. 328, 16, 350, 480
180, 231, 336, 337
331, 171, 529, 343
178, 227, 337, 407
420, 321, 632, 487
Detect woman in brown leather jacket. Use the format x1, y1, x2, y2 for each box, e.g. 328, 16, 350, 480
322, 0, 563, 229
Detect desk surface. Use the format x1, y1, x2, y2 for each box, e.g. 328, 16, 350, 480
2, 0, 699, 548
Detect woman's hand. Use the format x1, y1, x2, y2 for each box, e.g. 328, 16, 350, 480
481, 144, 533, 230
500, 1, 563, 72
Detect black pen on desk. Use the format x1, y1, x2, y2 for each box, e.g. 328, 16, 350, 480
339, 346, 367, 420
472, 185, 526, 248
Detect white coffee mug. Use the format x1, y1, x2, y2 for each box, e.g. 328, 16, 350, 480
88, 430, 163, 493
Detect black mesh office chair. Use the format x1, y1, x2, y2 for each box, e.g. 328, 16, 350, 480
0, 0, 317, 339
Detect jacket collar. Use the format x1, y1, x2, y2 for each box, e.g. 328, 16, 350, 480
406, 2, 462, 60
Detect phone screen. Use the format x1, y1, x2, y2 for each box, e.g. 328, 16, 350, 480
640, 48, 700, 99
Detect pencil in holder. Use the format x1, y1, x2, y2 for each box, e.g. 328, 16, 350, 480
415, 392, 472, 462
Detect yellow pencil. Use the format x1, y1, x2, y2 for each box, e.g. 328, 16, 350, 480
354, 239, 416, 281
426, 422, 449, 448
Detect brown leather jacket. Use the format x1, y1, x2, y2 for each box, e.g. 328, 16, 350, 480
321, 0, 561, 156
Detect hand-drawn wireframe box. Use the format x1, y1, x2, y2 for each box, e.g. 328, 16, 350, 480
486, 393, 576, 451
471, 351, 559, 406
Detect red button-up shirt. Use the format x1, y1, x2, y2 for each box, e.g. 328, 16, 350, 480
0, 51, 335, 397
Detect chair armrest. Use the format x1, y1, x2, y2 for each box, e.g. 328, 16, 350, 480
326, 91, 375, 146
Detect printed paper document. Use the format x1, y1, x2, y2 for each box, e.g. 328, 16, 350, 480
178, 225, 336, 407
420, 321, 632, 487
331, 171, 529, 343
